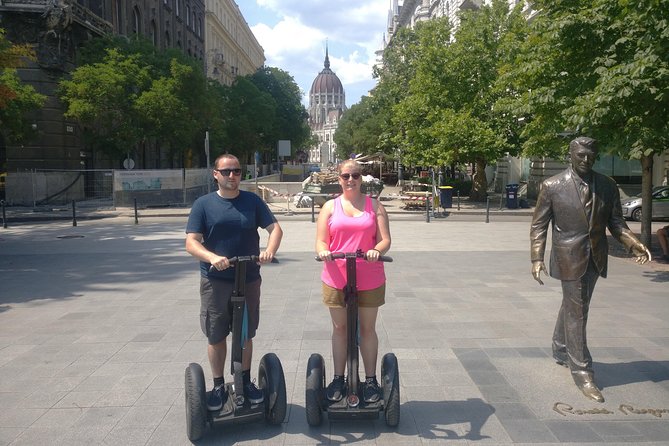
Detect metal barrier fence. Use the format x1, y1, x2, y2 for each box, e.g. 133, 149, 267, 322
3, 168, 214, 208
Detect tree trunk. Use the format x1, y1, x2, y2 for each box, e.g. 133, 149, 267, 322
640, 154, 653, 248
470, 158, 488, 202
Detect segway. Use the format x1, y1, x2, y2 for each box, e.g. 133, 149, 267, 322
185, 256, 286, 441
307, 250, 399, 427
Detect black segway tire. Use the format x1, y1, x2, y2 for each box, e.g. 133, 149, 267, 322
185, 362, 208, 441
259, 353, 287, 425
381, 353, 400, 427
305, 353, 325, 426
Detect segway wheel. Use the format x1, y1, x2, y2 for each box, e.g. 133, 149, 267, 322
305, 353, 325, 427
185, 362, 207, 441
258, 353, 287, 425
381, 353, 400, 427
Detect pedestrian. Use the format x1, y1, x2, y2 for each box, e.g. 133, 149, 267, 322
186, 153, 283, 411
530, 136, 651, 403
315, 159, 392, 404
657, 225, 669, 262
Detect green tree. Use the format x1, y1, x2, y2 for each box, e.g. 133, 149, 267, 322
502, 0, 669, 245
372, 26, 421, 158
0, 28, 46, 143
389, 2, 527, 200
59, 49, 151, 159
249, 66, 311, 154
333, 95, 385, 159
135, 59, 200, 166
221, 76, 276, 163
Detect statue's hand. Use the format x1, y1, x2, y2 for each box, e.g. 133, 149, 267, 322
631, 243, 651, 264
532, 261, 547, 285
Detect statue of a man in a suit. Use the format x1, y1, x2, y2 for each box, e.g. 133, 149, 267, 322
530, 136, 651, 402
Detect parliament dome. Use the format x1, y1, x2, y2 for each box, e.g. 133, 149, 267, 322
309, 49, 344, 97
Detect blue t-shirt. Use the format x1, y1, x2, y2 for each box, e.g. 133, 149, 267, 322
186, 190, 276, 282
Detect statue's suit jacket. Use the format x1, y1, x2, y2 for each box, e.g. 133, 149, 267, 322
530, 168, 639, 280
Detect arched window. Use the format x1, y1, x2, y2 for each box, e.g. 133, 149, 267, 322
115, 0, 123, 33
165, 30, 171, 47
150, 20, 157, 46
132, 6, 141, 35
186, 4, 191, 26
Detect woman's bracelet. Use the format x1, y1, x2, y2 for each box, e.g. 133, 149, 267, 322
372, 248, 382, 255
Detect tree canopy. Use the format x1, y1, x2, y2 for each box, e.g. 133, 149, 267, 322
499, 0, 669, 244
0, 28, 46, 144
59, 35, 310, 168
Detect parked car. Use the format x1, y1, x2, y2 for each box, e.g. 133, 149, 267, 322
621, 185, 669, 221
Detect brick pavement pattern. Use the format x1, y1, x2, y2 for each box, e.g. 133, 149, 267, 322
1, 216, 668, 445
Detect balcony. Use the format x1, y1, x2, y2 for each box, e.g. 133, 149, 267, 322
0, 0, 112, 35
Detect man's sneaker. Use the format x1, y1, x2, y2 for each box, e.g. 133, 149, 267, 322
326, 376, 345, 402
363, 377, 381, 403
207, 384, 227, 411
244, 380, 264, 404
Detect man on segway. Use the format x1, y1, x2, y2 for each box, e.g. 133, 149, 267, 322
186, 153, 283, 412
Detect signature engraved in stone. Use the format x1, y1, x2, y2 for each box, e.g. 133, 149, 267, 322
619, 404, 669, 418
553, 402, 614, 417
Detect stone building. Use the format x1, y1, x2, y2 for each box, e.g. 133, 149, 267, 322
307, 46, 346, 166
0, 0, 206, 173
204, 0, 264, 86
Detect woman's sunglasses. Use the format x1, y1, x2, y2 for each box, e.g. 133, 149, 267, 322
339, 173, 361, 180
216, 168, 242, 176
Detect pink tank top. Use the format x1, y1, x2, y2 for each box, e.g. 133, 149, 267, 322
321, 196, 386, 290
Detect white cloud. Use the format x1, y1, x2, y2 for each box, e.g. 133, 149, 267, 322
241, 1, 389, 105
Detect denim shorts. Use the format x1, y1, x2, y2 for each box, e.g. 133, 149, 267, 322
199, 276, 261, 345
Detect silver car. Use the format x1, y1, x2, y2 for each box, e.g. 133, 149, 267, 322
621, 185, 669, 221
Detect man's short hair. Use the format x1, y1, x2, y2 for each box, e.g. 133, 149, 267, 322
569, 137, 598, 153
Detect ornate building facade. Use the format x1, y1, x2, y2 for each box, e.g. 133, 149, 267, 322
204, 0, 264, 86
0, 0, 229, 173
307, 47, 346, 166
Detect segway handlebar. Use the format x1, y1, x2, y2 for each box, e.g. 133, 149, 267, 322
209, 255, 261, 272
315, 250, 393, 263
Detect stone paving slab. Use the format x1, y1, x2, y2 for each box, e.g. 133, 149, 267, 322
0, 217, 668, 445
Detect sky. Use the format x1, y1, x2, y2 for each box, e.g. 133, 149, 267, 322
235, 0, 391, 108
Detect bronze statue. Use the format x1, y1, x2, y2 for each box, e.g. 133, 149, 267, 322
530, 136, 651, 402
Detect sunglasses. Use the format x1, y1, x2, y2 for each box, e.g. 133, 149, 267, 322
339, 173, 361, 180
216, 168, 242, 176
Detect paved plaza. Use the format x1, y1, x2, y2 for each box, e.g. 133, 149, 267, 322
1, 214, 668, 445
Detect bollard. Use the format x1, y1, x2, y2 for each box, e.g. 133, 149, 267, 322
72, 200, 77, 227
486, 197, 490, 223
425, 195, 430, 223
457, 190, 460, 211
1, 200, 6, 229
311, 195, 315, 223
286, 196, 293, 216
134, 198, 139, 224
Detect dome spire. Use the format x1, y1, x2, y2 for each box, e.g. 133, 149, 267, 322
324, 39, 330, 69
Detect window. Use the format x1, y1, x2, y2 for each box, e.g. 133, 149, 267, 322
186, 4, 190, 26
132, 6, 141, 35
150, 20, 157, 46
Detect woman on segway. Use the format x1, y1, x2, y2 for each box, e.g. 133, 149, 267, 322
315, 159, 392, 405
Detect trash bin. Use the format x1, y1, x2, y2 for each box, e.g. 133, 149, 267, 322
505, 184, 519, 209
438, 186, 454, 208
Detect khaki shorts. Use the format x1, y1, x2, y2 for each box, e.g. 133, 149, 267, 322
322, 282, 385, 308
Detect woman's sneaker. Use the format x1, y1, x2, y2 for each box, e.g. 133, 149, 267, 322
326, 376, 345, 401
363, 377, 381, 403
244, 380, 264, 404
207, 384, 227, 411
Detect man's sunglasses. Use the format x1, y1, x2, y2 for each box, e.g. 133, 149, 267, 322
216, 168, 242, 176
339, 173, 361, 180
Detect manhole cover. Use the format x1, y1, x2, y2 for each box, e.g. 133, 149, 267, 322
57, 235, 85, 239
